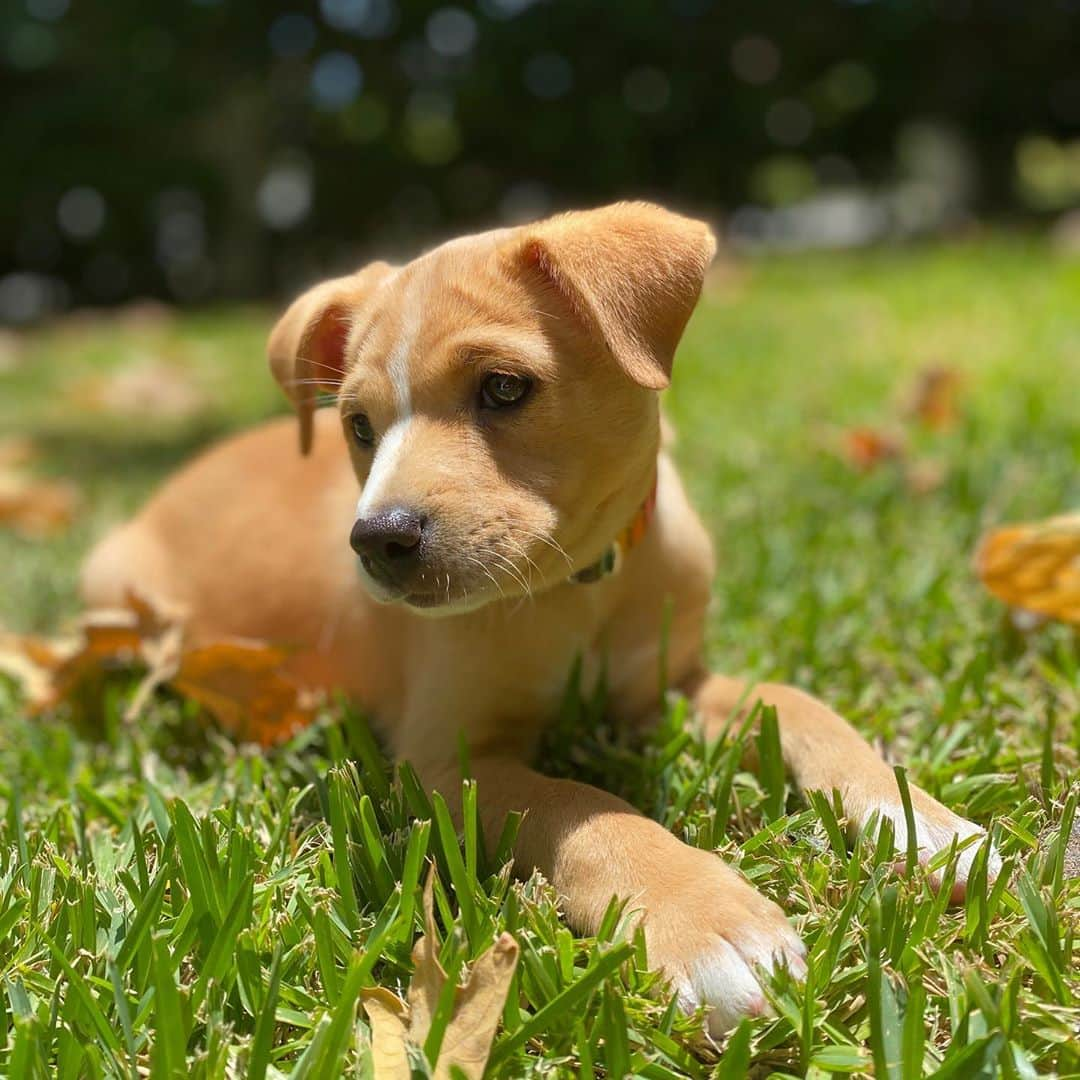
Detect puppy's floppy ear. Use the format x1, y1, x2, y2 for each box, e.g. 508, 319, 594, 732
267, 261, 394, 453
513, 202, 716, 390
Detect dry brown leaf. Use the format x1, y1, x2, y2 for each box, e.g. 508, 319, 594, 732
976, 512, 1080, 624
0, 634, 57, 707
905, 458, 947, 495
0, 437, 37, 470
0, 597, 183, 711
171, 640, 319, 745
0, 590, 320, 746
907, 365, 962, 430
120, 591, 187, 721
360, 988, 412, 1079
0, 471, 81, 537
407, 873, 445, 1042
435, 934, 519, 1077
841, 427, 905, 472
362, 873, 519, 1079
73, 359, 205, 419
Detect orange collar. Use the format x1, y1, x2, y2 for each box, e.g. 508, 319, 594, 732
570, 475, 658, 584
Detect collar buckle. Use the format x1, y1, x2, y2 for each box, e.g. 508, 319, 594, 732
568, 473, 657, 586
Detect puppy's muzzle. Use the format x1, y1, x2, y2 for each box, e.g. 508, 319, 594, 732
350, 506, 426, 591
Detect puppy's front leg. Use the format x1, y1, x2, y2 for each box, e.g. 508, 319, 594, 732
686, 672, 1000, 898
415, 752, 805, 1035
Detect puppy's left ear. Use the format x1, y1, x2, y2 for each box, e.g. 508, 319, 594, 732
513, 202, 716, 390
267, 261, 394, 454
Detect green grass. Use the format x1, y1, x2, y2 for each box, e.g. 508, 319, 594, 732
1, 238, 1078, 1077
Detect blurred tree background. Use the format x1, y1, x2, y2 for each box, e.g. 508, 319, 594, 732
3, 0, 1080, 320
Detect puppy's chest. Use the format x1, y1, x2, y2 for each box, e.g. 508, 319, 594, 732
385, 593, 615, 753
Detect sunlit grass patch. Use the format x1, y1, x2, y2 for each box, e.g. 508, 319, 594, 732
1, 238, 1078, 1074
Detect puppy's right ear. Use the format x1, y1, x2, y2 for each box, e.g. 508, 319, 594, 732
509, 202, 715, 391
267, 261, 394, 454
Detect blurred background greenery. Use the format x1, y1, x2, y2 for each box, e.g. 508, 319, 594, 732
3, 0, 1080, 320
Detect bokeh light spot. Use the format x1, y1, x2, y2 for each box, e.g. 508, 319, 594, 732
0, 273, 66, 324
478, 0, 541, 19
320, 0, 397, 38
824, 62, 876, 111
154, 189, 206, 268
269, 14, 317, 58
257, 161, 313, 230
7, 23, 58, 69
404, 93, 462, 165
1015, 135, 1080, 209
321, 0, 368, 31
426, 7, 477, 58
57, 187, 107, 241
750, 154, 817, 205
311, 51, 363, 110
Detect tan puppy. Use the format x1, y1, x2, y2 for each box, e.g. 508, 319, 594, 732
82, 202, 997, 1034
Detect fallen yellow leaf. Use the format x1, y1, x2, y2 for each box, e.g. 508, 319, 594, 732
976, 512, 1080, 623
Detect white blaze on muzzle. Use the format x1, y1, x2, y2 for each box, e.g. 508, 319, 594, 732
356, 282, 421, 517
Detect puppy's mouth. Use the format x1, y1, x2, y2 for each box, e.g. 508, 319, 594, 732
402, 591, 449, 610
355, 553, 497, 613
354, 543, 551, 614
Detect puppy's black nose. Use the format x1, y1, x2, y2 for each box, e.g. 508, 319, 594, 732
350, 507, 426, 573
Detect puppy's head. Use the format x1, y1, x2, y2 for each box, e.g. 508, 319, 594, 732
268, 202, 715, 614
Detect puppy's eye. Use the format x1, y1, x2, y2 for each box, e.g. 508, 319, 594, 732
350, 413, 375, 447
480, 371, 532, 410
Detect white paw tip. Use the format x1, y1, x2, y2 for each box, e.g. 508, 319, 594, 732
877, 803, 1001, 892
678, 928, 806, 1037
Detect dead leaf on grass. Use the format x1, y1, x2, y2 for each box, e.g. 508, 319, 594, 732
0, 635, 58, 707
0, 590, 317, 745
72, 359, 205, 419
361, 873, 519, 1079
0, 595, 182, 711
976, 512, 1080, 624
841, 426, 905, 472
0, 437, 37, 470
362, 987, 412, 1076
905, 458, 948, 495
907, 364, 962, 431
171, 640, 319, 745
0, 471, 80, 537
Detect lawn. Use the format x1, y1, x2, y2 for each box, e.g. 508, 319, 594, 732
1, 238, 1078, 1077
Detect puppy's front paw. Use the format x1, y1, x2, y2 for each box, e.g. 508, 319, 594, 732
640, 850, 806, 1037
856, 781, 1001, 901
